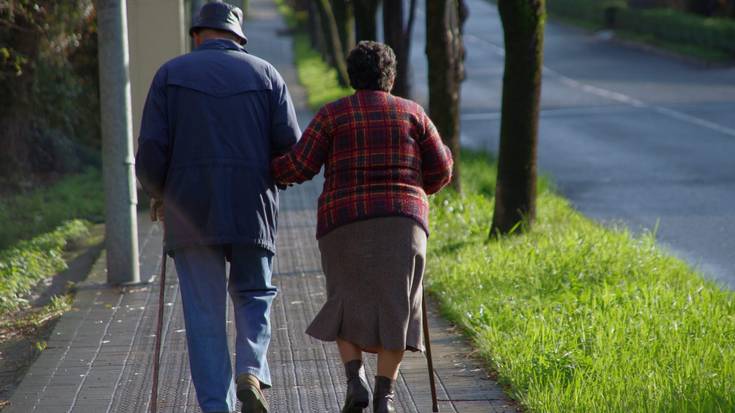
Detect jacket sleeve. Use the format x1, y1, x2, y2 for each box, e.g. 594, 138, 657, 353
271, 107, 330, 185
135, 68, 170, 200
269, 67, 301, 156
419, 110, 454, 195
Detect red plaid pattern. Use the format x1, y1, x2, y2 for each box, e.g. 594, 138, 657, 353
271, 90, 453, 238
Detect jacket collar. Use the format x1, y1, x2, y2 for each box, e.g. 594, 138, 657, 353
195, 38, 247, 53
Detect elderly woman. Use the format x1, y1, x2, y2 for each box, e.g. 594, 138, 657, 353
271, 41, 453, 413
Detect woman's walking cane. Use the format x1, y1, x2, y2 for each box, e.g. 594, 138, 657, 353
422, 290, 440, 412
150, 226, 167, 413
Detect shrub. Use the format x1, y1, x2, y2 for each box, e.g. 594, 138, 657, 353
0, 1, 101, 190
546, 0, 735, 57
0, 168, 103, 250
0, 220, 90, 315
617, 7, 735, 55
547, 0, 608, 25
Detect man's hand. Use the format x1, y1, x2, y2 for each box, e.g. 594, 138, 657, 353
150, 198, 164, 222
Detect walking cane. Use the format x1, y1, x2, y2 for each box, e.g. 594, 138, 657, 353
422, 290, 440, 412
150, 228, 167, 413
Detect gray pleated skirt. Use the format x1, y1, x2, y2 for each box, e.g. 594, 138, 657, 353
306, 217, 427, 353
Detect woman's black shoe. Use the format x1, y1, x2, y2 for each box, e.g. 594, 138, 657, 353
372, 375, 396, 413
342, 360, 370, 413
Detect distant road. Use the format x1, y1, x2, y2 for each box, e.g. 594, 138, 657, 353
410, 0, 735, 287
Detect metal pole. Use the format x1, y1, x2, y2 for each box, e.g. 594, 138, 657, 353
97, 0, 140, 285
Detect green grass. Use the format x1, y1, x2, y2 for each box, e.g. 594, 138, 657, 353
283, 6, 735, 411
427, 151, 735, 412
613, 30, 732, 63
0, 168, 103, 250
274, 0, 352, 110
0, 168, 103, 316
273, 0, 301, 28
551, 10, 732, 62
0, 294, 73, 333
0, 220, 90, 315
293, 33, 353, 110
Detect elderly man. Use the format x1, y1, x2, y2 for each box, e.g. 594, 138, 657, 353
135, 2, 300, 412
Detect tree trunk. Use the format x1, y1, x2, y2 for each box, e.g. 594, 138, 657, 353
404, 0, 418, 94
314, 0, 350, 87
490, 0, 545, 236
332, 0, 355, 59
457, 0, 469, 81
382, 0, 417, 98
426, 0, 464, 192
307, 1, 327, 56
383, 0, 407, 97
354, 0, 379, 41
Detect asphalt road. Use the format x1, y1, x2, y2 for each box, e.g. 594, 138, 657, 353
408, 0, 735, 287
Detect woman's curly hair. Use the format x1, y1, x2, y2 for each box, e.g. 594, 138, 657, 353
346, 41, 396, 92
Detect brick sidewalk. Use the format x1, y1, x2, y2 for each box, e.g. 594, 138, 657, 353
4, 1, 515, 412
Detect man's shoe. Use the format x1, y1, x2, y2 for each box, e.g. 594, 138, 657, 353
341, 360, 369, 413
236, 373, 269, 413
372, 376, 396, 413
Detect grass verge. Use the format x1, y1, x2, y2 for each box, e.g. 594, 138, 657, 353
0, 220, 90, 315
282, 12, 735, 410
0, 167, 103, 316
0, 168, 103, 250
0, 223, 103, 408
293, 33, 353, 110
427, 151, 735, 412
613, 29, 732, 63
274, 0, 352, 110
0, 294, 73, 345
0, 293, 76, 408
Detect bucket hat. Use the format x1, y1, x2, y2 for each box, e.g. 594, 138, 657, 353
190, 1, 247, 45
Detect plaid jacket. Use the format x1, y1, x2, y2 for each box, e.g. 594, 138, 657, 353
271, 90, 454, 238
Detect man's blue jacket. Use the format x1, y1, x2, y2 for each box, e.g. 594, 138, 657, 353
135, 39, 301, 254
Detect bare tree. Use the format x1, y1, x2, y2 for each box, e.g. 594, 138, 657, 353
490, 0, 545, 236
332, 0, 355, 59
426, 0, 466, 191
314, 0, 350, 87
354, 0, 380, 41
306, 1, 328, 57
382, 0, 418, 98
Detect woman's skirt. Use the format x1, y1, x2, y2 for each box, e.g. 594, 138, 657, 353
306, 216, 427, 352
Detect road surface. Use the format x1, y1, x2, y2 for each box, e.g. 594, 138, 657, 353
409, 0, 735, 287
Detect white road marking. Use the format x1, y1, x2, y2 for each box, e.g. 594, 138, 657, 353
464, 33, 735, 138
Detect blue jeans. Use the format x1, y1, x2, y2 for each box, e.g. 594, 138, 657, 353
173, 244, 276, 413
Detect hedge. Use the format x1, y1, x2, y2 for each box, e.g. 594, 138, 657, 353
547, 0, 735, 57
616, 8, 735, 55
547, 0, 609, 26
